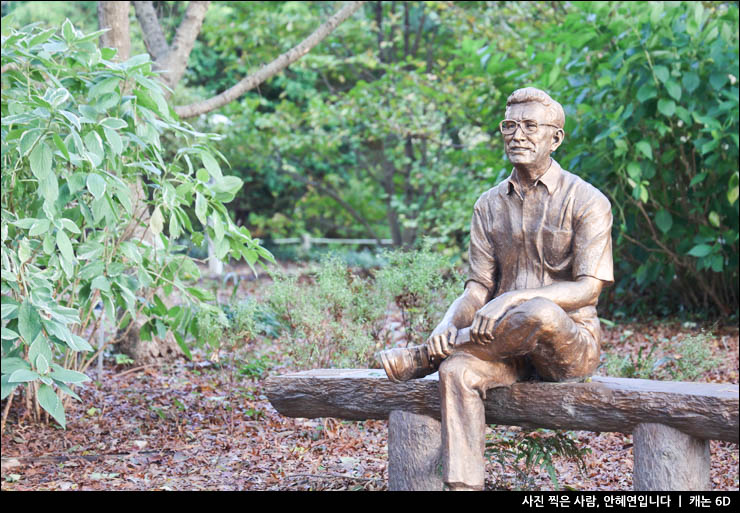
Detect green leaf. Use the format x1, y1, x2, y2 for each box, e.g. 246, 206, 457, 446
682, 72, 700, 94
1, 375, 19, 401
729, 186, 739, 205
655, 210, 673, 233
547, 65, 560, 88
169, 213, 181, 239
150, 206, 164, 236
89, 77, 120, 99
83, 131, 104, 167
60, 218, 81, 234
18, 299, 42, 344
1, 304, 19, 321
211, 212, 224, 241
657, 99, 675, 118
7, 369, 40, 383
19, 129, 44, 157
174, 333, 192, 361
1, 357, 30, 374
709, 72, 728, 91
195, 192, 207, 225
212, 176, 243, 196
68, 172, 87, 194
120, 241, 142, 265
708, 211, 720, 228
687, 244, 713, 258
61, 18, 76, 41
690, 172, 707, 187
665, 79, 681, 101
186, 287, 215, 302
39, 170, 59, 204
29, 141, 52, 180
654, 65, 669, 84
28, 333, 52, 371
36, 354, 49, 375
28, 27, 56, 47
100, 117, 127, 129
196, 168, 209, 182
636, 83, 657, 103
86, 173, 106, 199
29, 218, 51, 237
56, 229, 75, 263
635, 141, 653, 160
54, 381, 82, 402
626, 162, 641, 181
63, 331, 94, 352
52, 133, 70, 161
59, 110, 81, 131
50, 364, 90, 384
201, 151, 223, 180
37, 383, 66, 428
91, 275, 111, 293
103, 127, 123, 155
639, 184, 648, 203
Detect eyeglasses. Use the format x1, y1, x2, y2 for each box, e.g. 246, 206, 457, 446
499, 119, 561, 135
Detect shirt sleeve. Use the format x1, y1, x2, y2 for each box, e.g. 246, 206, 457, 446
572, 190, 614, 283
466, 199, 496, 292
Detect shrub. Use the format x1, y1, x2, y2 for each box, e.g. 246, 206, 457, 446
0, 19, 271, 428
602, 331, 721, 382
557, 2, 739, 316
267, 247, 463, 369
486, 428, 590, 491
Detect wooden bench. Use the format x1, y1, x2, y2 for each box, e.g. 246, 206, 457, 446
265, 369, 739, 491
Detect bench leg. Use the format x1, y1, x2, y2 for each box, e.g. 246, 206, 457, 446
388, 410, 444, 491
633, 422, 710, 490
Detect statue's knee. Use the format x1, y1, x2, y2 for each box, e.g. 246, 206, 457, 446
439, 356, 473, 388
514, 297, 561, 328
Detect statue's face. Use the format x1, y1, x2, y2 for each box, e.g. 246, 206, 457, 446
503, 101, 563, 168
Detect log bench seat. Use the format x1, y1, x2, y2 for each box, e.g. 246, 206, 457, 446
264, 369, 739, 491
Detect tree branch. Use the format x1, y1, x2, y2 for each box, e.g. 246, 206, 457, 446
133, 1, 170, 62
158, 0, 211, 92
174, 1, 366, 119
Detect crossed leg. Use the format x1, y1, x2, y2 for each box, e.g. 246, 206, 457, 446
438, 297, 600, 489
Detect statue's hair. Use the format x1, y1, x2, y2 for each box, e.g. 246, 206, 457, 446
506, 87, 565, 129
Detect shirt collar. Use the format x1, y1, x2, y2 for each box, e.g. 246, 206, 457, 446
506, 159, 562, 196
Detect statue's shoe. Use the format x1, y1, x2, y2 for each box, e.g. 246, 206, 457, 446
376, 345, 437, 383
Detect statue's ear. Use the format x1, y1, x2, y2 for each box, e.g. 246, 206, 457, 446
550, 128, 565, 152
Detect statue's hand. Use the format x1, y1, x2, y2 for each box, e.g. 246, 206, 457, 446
426, 323, 458, 360
471, 294, 516, 345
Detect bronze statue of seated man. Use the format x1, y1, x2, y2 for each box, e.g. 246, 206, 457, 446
377, 87, 614, 491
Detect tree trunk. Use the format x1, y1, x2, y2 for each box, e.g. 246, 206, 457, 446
98, 1, 131, 61
98, 1, 182, 365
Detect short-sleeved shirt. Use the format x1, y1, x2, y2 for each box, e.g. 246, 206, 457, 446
467, 158, 613, 341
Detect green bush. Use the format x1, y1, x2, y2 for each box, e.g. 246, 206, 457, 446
555, 2, 739, 316
486, 428, 590, 491
602, 331, 720, 381
266, 247, 463, 369
374, 245, 463, 345
0, 19, 271, 427
268, 256, 382, 369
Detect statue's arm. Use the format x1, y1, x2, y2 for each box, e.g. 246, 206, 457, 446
426, 280, 491, 359
469, 276, 604, 345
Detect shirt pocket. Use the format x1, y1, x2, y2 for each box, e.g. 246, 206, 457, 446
542, 225, 572, 269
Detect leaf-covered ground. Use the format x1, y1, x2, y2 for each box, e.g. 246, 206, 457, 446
1, 267, 738, 491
